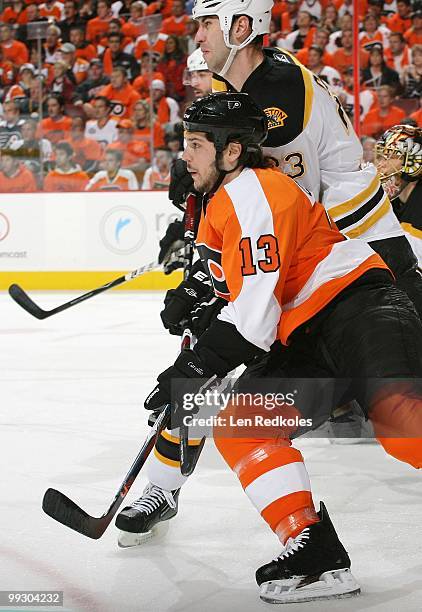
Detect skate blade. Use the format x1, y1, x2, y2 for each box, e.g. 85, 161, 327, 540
259, 568, 361, 604
117, 520, 170, 548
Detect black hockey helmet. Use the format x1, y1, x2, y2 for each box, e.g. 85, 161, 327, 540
183, 92, 268, 153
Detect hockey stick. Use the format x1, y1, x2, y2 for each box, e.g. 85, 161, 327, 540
42, 407, 170, 539
179, 194, 206, 477
8, 260, 159, 320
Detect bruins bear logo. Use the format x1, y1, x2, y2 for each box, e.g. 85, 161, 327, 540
264, 107, 288, 130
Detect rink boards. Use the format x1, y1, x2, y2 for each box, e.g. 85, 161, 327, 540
0, 190, 182, 290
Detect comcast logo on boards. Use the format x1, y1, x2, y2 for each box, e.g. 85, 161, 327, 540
100, 206, 147, 255
0, 212, 10, 241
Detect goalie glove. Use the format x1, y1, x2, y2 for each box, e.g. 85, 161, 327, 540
160, 260, 212, 335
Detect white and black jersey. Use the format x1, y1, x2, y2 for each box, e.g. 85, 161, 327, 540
0, 118, 25, 149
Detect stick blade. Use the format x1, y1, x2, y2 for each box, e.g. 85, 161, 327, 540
42, 488, 106, 539
8, 284, 49, 319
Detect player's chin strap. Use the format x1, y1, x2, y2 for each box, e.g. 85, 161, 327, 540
217, 25, 259, 78
209, 145, 257, 197
218, 45, 239, 78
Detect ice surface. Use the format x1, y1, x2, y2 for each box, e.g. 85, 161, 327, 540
0, 291, 421, 612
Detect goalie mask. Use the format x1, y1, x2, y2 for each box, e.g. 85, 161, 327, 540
375, 124, 422, 200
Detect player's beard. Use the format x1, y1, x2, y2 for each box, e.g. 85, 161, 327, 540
194, 161, 220, 194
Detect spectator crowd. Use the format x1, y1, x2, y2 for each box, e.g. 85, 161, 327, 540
0, 0, 419, 192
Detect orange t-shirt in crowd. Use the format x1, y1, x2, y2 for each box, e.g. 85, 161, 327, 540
154, 96, 172, 124
145, 0, 173, 19
387, 13, 412, 34
404, 28, 422, 47
410, 108, 422, 127
65, 135, 103, 167
132, 71, 164, 97
295, 47, 334, 67
161, 15, 190, 36
1, 6, 22, 22
108, 138, 151, 165
98, 82, 141, 119
384, 46, 411, 72
280, 12, 295, 37
134, 121, 165, 149
39, 2, 63, 20
332, 48, 369, 75
0, 164, 37, 192
86, 15, 118, 43
38, 116, 72, 143
272, 0, 287, 21
75, 44, 98, 63
44, 168, 89, 192
1, 40, 29, 66
361, 105, 407, 137
134, 33, 168, 60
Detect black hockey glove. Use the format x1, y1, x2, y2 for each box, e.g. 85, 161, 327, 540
190, 293, 226, 338
168, 159, 196, 211
158, 219, 185, 275
144, 347, 229, 427
160, 259, 211, 335
145, 321, 264, 426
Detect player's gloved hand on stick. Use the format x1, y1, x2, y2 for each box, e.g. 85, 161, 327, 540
158, 219, 184, 275
145, 320, 263, 426
190, 293, 226, 338
160, 260, 211, 335
168, 159, 196, 211
144, 348, 227, 426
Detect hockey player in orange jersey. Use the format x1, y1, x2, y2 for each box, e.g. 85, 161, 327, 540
138, 92, 422, 604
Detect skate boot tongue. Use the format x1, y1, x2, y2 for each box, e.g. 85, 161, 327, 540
276, 528, 311, 561
132, 484, 177, 514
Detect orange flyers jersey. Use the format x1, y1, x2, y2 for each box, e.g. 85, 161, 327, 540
85, 168, 138, 191
134, 33, 168, 60
196, 168, 388, 349
98, 83, 140, 118
1, 40, 28, 65
39, 2, 64, 20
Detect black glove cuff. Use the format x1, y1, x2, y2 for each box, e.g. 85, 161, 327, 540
195, 320, 264, 374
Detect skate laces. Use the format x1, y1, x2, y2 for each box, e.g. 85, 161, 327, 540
131, 484, 176, 515
276, 528, 310, 561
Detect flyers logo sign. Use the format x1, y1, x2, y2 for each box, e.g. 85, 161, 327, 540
264, 107, 288, 130
197, 244, 230, 299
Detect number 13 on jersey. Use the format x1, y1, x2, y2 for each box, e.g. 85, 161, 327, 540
239, 234, 281, 276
